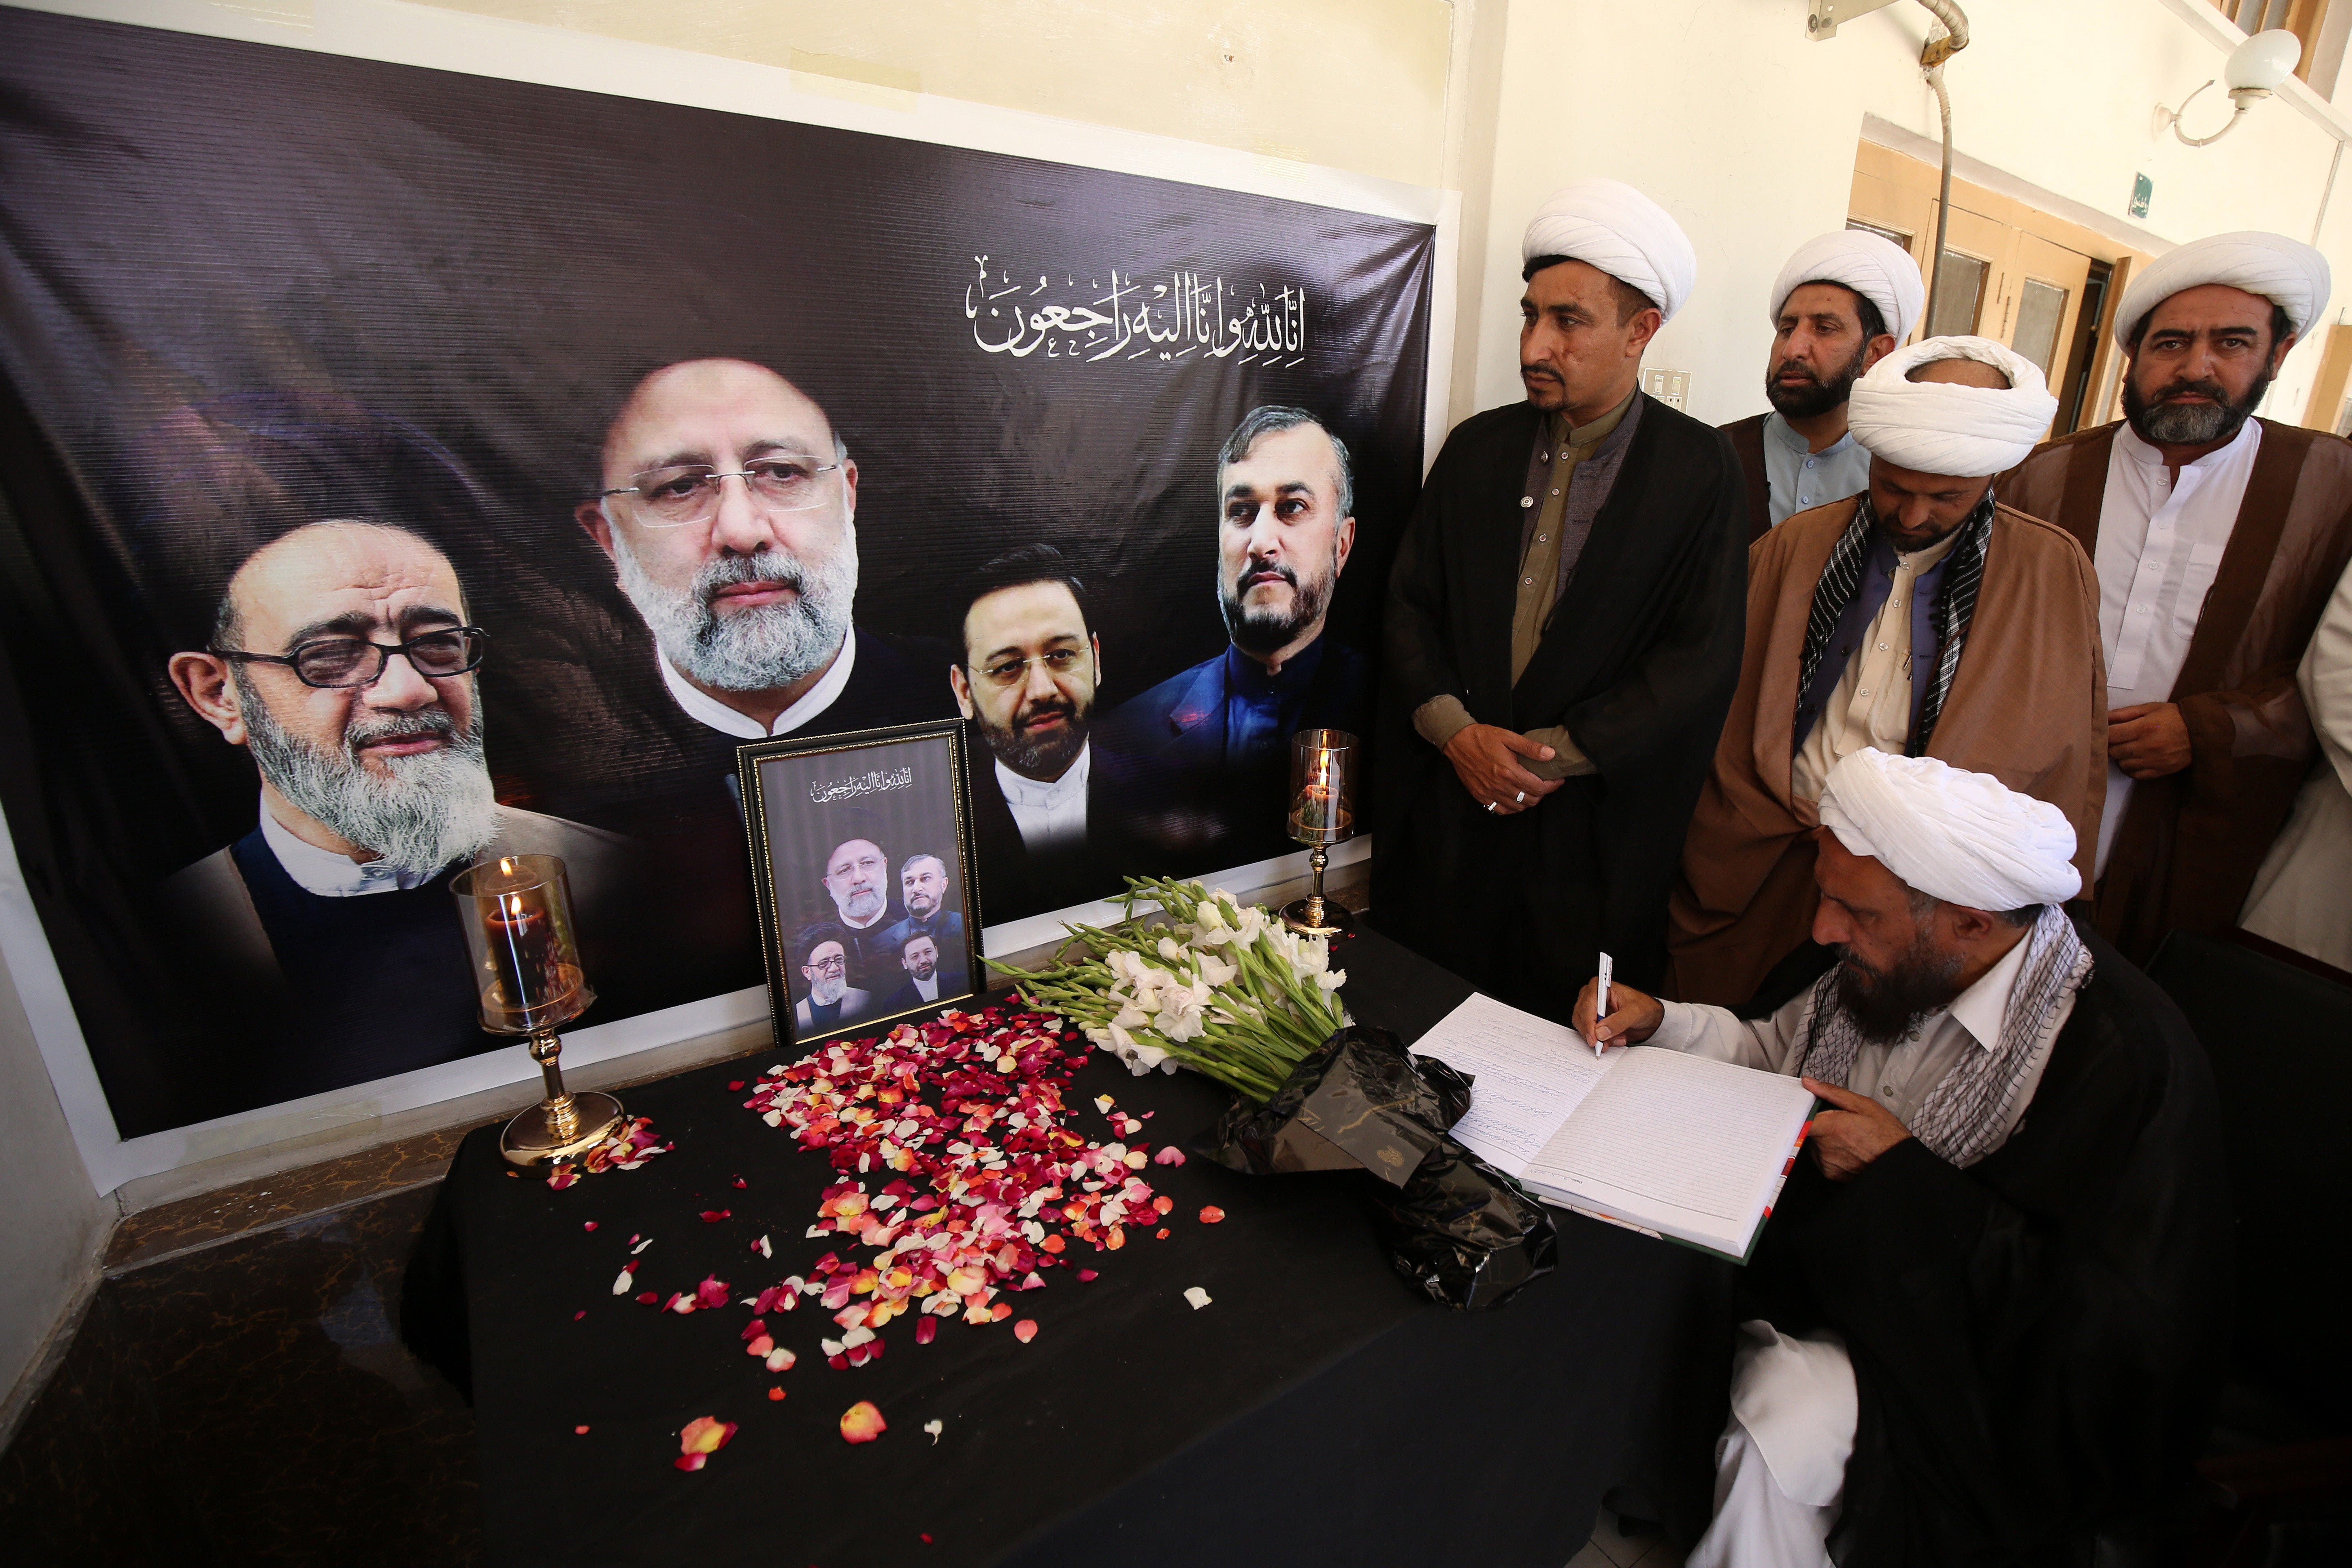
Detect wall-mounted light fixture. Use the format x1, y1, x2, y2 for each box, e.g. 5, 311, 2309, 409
2157, 29, 2303, 147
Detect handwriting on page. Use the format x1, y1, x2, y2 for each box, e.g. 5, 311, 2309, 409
1408, 993, 1619, 1175
965, 257, 1308, 366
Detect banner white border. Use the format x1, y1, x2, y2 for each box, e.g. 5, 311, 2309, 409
0, 0, 1450, 1194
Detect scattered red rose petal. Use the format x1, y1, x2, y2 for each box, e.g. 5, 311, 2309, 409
674, 1415, 735, 1471
1153, 1194, 1174, 1215
768, 1386, 786, 1401
1198, 1206, 1225, 1224
915, 1317, 936, 1345
840, 1401, 887, 1443
699, 1209, 732, 1223
635, 1290, 659, 1306
1077, 1269, 1098, 1281
1013, 1318, 1038, 1343
584, 1221, 599, 1232
575, 1425, 590, 1434
694, 1275, 731, 1310
728, 1080, 745, 1091
1153, 1145, 1185, 1166
922, 1532, 934, 1544
732, 1176, 747, 1189
574, 1310, 586, 1320
1155, 1228, 1170, 1239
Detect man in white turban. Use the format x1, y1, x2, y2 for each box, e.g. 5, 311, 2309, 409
2003, 229, 2352, 965
1586, 748, 2227, 1568
1668, 338, 2105, 1007
1379, 177, 1746, 1014
1722, 230, 1925, 537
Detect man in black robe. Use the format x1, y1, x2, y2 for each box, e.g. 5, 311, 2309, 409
1581, 748, 2228, 1565
1376, 178, 1745, 1007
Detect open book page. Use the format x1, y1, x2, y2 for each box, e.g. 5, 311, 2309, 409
1522, 1047, 1815, 1257
1406, 993, 1623, 1178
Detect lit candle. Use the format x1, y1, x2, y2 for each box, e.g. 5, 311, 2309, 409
486, 888, 554, 1011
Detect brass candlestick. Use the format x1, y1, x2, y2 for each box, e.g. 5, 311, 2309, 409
1281, 728, 1357, 938
451, 854, 623, 1165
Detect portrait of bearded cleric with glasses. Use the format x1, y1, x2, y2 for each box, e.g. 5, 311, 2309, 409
155, 401, 639, 1116
575, 356, 947, 749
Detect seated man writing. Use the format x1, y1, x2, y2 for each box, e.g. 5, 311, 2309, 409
1578, 747, 2227, 1566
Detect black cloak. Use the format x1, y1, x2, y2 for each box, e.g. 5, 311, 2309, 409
1744, 916, 2232, 1564
1372, 393, 1746, 1006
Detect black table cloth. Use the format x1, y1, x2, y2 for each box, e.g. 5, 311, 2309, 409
403, 924, 1734, 1567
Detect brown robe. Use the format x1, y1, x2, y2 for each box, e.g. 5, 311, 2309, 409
1998, 418, 2352, 962
1721, 412, 1774, 541
1665, 496, 2108, 1006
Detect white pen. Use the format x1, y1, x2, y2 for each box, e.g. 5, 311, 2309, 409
1594, 951, 1613, 1058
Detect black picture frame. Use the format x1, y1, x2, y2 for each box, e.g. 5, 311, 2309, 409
737, 719, 986, 1052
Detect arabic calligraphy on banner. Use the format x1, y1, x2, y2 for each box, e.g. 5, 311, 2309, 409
966, 256, 1308, 365
809, 768, 916, 805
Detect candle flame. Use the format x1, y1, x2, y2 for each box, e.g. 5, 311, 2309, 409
505, 893, 526, 916
499, 856, 517, 874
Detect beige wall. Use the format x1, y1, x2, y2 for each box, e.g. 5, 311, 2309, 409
1464, 0, 2352, 430
424, 0, 1456, 188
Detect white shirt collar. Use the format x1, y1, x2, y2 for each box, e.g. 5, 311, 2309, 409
2115, 415, 2260, 474
654, 632, 856, 739
258, 795, 443, 896
995, 741, 1091, 810
1947, 923, 2040, 1053
913, 971, 940, 1001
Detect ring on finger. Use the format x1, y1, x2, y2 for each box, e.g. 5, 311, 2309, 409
1485, 800, 1498, 813
1515, 790, 1525, 804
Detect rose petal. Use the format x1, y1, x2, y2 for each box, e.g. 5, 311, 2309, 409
1077, 1269, 1098, 1281
679, 1416, 735, 1455
1198, 1206, 1225, 1224
915, 1317, 937, 1345
1183, 1285, 1213, 1310
1153, 1147, 1186, 1167
575, 1424, 590, 1434
699, 1209, 731, 1224
1013, 1318, 1038, 1343
766, 1347, 795, 1372
584, 1221, 599, 1232
1156, 1228, 1170, 1240
574, 1309, 586, 1320
768, 1386, 786, 1401
923, 1419, 944, 1445
674, 1453, 706, 1472
1154, 1195, 1174, 1215
841, 1401, 887, 1444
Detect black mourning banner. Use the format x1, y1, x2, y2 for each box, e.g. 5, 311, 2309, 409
0, 8, 1432, 1140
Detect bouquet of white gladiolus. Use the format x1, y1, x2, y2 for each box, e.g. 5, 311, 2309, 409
987, 876, 1349, 1101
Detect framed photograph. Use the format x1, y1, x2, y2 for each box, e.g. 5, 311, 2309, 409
738, 720, 985, 1050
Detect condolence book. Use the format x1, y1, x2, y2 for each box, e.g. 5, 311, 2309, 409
1412, 993, 1815, 1263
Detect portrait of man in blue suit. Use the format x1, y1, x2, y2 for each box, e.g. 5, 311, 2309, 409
1099, 405, 1372, 869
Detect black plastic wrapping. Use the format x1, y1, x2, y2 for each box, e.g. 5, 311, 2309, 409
1195, 1024, 1555, 1310
1361, 1136, 1559, 1312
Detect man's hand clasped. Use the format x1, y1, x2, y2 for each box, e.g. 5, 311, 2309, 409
1443, 723, 1561, 816
2107, 701, 2193, 780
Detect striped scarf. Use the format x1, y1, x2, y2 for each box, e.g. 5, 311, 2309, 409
1796, 903, 2092, 1169
1794, 489, 1997, 755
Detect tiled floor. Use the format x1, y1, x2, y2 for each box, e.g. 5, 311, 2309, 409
1566, 1507, 1687, 1568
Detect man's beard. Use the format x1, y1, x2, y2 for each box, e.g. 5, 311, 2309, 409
906, 891, 937, 919
835, 886, 883, 924
977, 690, 1090, 780
235, 668, 499, 876
1833, 927, 1967, 1044
2125, 363, 2273, 447
1219, 553, 1336, 659
1765, 341, 1869, 421
810, 971, 846, 1004
908, 957, 936, 981
612, 532, 856, 694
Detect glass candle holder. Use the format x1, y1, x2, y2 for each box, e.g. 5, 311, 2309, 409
451, 855, 622, 1164
1281, 729, 1357, 937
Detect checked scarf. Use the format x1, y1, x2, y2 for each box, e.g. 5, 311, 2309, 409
1794, 488, 1997, 756
1796, 904, 2093, 1169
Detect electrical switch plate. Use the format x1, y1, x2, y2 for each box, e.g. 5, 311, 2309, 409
1642, 368, 1690, 410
